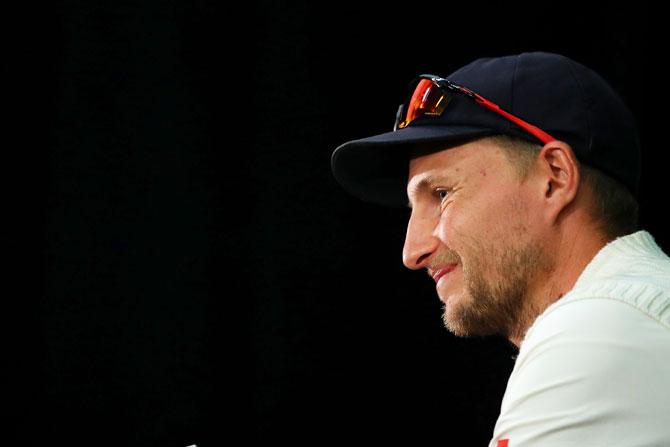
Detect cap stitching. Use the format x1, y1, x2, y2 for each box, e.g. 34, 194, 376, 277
510, 54, 520, 135
565, 58, 592, 156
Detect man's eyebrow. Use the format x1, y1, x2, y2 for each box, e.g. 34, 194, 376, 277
406, 173, 451, 209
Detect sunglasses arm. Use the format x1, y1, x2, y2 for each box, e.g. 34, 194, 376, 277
473, 94, 556, 144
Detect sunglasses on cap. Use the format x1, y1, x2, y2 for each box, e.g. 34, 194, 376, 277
393, 74, 556, 144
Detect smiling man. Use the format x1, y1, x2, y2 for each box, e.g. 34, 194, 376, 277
331, 52, 670, 446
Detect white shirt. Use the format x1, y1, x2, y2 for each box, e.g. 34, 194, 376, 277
489, 231, 670, 447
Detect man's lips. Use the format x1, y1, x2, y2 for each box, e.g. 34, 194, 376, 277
431, 264, 458, 283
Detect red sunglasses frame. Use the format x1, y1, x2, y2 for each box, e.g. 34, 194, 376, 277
394, 74, 556, 145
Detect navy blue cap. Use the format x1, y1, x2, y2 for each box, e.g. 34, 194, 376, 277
330, 52, 641, 207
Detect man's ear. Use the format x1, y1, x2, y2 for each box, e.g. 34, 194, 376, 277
536, 141, 581, 222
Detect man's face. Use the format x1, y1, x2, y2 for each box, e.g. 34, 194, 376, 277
403, 138, 553, 339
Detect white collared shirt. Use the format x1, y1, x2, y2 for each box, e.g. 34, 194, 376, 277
489, 231, 670, 447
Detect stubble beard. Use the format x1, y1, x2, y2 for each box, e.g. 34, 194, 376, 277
442, 237, 552, 341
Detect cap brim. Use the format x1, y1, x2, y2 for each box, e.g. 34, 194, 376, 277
331, 124, 496, 207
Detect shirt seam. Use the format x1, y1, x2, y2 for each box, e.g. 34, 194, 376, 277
533, 294, 670, 332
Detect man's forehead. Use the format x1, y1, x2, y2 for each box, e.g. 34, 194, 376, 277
406, 141, 510, 206
407, 144, 467, 180
407, 138, 504, 176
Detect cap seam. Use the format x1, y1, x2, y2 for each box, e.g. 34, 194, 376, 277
565, 58, 591, 154
509, 54, 520, 135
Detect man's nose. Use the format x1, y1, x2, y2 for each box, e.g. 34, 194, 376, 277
402, 210, 439, 270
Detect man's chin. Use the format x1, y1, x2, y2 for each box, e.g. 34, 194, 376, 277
440, 294, 471, 336
440, 293, 502, 338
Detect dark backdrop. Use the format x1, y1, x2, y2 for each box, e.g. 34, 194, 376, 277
6, 1, 658, 446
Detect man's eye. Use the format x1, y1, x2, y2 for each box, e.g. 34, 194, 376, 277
436, 189, 449, 200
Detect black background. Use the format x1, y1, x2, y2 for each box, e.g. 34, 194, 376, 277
5, 1, 661, 446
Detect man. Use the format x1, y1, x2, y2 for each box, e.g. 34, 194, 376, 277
330, 52, 670, 446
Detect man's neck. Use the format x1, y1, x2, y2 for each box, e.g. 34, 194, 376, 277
509, 222, 611, 347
